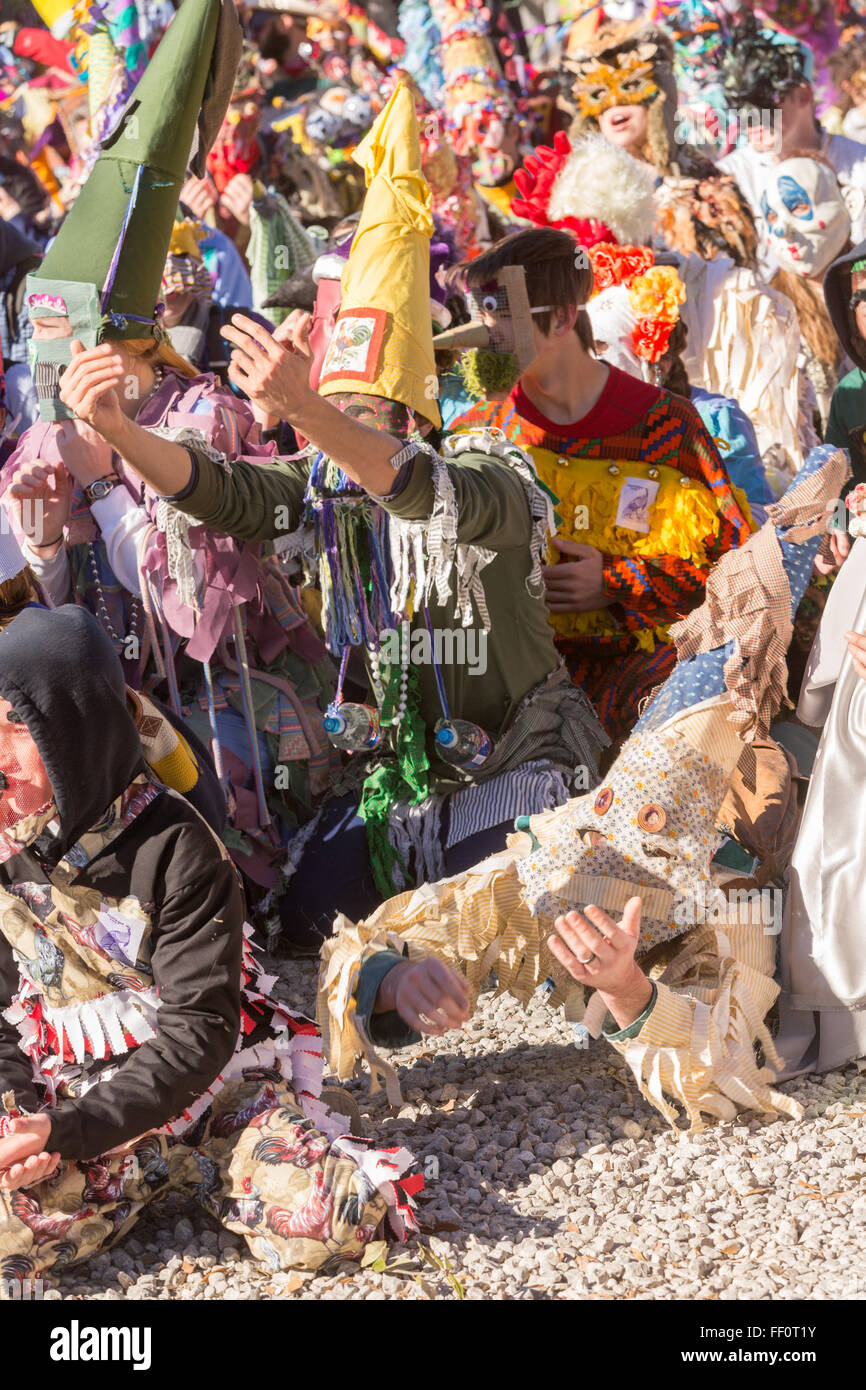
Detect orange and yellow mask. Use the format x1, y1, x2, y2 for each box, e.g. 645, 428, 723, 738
573, 50, 659, 119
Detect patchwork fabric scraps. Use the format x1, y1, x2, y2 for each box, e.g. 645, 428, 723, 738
0, 1077, 419, 1286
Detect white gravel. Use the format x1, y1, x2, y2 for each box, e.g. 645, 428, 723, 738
44, 957, 866, 1302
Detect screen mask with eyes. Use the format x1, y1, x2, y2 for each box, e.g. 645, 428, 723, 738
25, 277, 102, 422
759, 157, 857, 278
432, 265, 550, 397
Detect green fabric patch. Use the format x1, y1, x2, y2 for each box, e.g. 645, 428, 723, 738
358, 663, 430, 897
25, 277, 101, 423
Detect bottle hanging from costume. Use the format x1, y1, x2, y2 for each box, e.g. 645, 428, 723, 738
434, 717, 494, 770
324, 702, 381, 751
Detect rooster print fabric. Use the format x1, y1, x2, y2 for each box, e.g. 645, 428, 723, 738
0, 1074, 419, 1286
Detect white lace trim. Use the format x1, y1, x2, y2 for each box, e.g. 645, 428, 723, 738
388, 430, 553, 631
150, 426, 233, 612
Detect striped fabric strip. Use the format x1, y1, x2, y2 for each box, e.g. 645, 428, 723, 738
446, 763, 572, 848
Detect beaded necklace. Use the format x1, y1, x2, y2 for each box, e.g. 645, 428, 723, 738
85, 363, 165, 654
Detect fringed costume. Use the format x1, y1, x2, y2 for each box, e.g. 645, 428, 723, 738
317, 444, 850, 1134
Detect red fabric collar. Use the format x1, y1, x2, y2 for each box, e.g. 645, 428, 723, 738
512, 365, 662, 440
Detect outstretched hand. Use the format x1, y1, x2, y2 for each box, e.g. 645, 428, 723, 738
58, 341, 128, 445
221, 314, 312, 420
376, 956, 471, 1037
548, 897, 653, 1029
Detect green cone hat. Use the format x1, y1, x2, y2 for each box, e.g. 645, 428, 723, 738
28, 0, 241, 345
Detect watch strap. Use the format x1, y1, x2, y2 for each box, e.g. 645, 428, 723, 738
84, 475, 122, 505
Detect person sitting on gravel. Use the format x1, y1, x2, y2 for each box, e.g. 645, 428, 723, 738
316, 445, 849, 1133
0, 604, 419, 1293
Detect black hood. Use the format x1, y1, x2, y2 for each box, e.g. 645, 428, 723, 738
0, 605, 145, 861
0, 212, 40, 279
824, 236, 866, 373
0, 157, 49, 229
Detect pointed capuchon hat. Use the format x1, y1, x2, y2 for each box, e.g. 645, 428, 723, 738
317, 82, 442, 429
27, 0, 241, 347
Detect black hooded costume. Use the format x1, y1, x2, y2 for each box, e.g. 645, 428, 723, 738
0, 610, 420, 1279
0, 603, 249, 1160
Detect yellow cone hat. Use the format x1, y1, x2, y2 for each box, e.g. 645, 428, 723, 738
318, 82, 441, 428
29, 0, 78, 38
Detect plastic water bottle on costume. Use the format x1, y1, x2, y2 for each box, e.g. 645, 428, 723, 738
324, 702, 381, 751
434, 718, 493, 770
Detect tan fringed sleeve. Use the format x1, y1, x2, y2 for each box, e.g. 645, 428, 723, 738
606, 908, 803, 1131
316, 849, 582, 1100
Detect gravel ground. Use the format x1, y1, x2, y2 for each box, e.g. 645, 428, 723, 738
42, 956, 866, 1303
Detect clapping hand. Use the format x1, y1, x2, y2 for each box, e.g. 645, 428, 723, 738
6, 459, 71, 550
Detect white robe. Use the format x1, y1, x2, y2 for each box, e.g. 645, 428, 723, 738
777, 536, 866, 1076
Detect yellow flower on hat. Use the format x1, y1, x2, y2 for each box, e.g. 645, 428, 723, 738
628, 265, 685, 325
168, 218, 206, 260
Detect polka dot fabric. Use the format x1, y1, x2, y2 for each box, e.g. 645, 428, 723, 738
515, 723, 732, 953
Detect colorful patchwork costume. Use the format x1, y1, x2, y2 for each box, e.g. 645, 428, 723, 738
455, 369, 751, 737
317, 444, 849, 1132
0, 606, 418, 1292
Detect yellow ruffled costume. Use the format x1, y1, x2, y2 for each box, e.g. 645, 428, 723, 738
531, 448, 721, 644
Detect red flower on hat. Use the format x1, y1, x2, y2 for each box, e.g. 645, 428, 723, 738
633, 317, 674, 363
588, 242, 654, 293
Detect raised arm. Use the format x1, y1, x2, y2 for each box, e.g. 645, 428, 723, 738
221, 315, 406, 496
59, 343, 197, 498
59, 321, 410, 504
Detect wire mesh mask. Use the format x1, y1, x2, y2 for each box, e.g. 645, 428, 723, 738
434, 265, 543, 373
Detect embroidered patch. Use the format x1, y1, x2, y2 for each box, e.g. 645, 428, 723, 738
28, 291, 68, 315
319, 308, 388, 385
137, 716, 164, 741
615, 476, 659, 534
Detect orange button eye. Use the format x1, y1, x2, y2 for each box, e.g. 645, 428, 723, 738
637, 802, 667, 833
594, 787, 613, 815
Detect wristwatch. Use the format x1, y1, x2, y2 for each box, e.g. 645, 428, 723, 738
84, 475, 122, 505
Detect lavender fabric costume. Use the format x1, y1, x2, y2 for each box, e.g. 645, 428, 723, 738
1, 370, 336, 886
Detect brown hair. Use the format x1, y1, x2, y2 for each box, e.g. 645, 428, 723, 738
773, 264, 846, 378
0, 566, 36, 630
460, 227, 596, 351
123, 337, 198, 379
660, 317, 691, 398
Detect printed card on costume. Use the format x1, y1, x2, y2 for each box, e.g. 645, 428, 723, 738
93, 906, 148, 968
319, 307, 388, 385
616, 476, 659, 534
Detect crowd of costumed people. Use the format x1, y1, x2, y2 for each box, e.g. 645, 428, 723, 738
1, 0, 866, 1282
